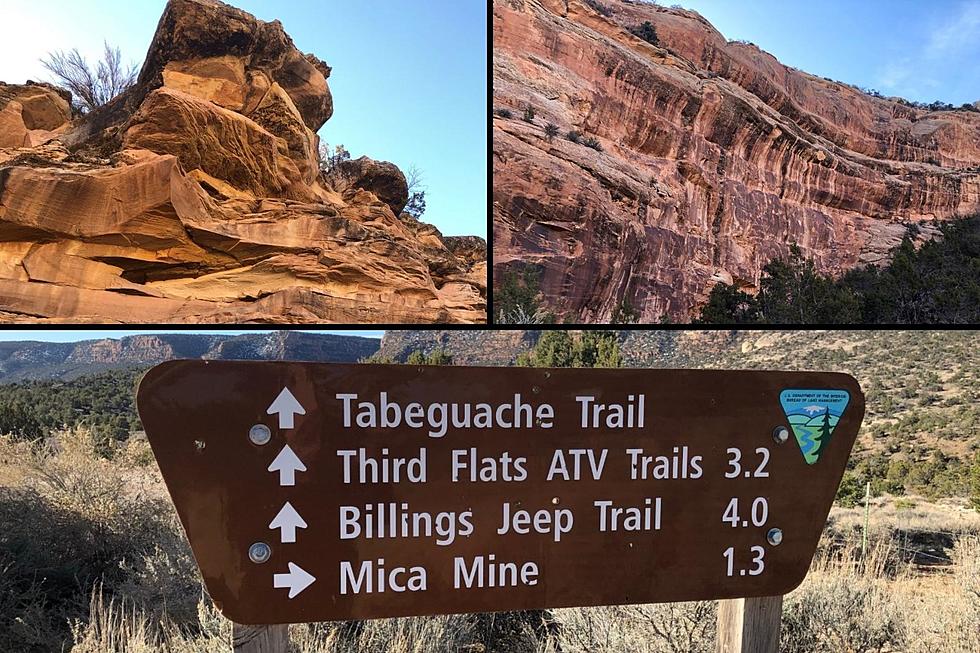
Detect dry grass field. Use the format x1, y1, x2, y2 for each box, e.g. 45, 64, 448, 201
2, 427, 978, 653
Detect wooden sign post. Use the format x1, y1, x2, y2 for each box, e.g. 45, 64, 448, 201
717, 596, 783, 653
137, 361, 861, 648
232, 624, 288, 653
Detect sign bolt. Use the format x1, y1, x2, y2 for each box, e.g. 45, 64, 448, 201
772, 426, 790, 444
767, 528, 784, 546
249, 424, 272, 446
249, 542, 272, 564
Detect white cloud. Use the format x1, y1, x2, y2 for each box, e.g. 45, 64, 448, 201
877, 60, 912, 90
873, 0, 978, 103
926, 0, 980, 58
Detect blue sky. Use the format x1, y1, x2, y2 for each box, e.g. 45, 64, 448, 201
0, 0, 487, 237
674, 0, 980, 106
0, 330, 384, 343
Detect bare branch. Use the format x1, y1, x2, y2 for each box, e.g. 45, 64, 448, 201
41, 41, 137, 114
405, 165, 425, 194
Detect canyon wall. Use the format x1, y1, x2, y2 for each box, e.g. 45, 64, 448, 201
493, 0, 980, 321
0, 0, 486, 324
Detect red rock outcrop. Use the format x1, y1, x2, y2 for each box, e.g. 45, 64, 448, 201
323, 156, 410, 216
0, 83, 73, 149
0, 0, 485, 324
493, 0, 980, 321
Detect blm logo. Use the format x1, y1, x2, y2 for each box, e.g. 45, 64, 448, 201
779, 389, 851, 465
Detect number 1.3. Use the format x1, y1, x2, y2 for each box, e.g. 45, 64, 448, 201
723, 546, 765, 577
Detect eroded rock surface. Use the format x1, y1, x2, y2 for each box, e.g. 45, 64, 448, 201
0, 0, 485, 324
0, 83, 73, 149
323, 156, 410, 216
492, 0, 980, 321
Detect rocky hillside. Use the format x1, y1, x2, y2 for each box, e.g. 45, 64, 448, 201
0, 0, 486, 324
493, 0, 980, 321
0, 331, 380, 382
378, 329, 538, 364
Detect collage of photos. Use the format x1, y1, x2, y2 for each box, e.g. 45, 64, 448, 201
0, 1, 977, 653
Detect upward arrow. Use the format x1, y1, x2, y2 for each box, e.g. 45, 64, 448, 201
269, 501, 308, 543
267, 387, 305, 429
268, 445, 307, 486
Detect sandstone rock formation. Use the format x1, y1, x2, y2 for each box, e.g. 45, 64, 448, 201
323, 156, 410, 216
493, 0, 980, 322
0, 83, 73, 149
0, 0, 485, 324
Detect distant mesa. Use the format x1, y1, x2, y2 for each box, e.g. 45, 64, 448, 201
0, 331, 382, 383
0, 0, 486, 324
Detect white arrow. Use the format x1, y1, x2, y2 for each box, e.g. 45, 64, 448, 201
268, 445, 307, 486
267, 387, 306, 429
273, 562, 316, 599
269, 501, 308, 543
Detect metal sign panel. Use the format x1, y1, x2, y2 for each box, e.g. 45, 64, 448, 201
136, 361, 863, 625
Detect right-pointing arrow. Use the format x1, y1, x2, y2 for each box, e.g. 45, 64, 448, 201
267, 445, 307, 486
274, 562, 316, 599
269, 501, 308, 543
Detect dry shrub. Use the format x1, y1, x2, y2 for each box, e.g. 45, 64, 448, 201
290, 615, 480, 653
781, 581, 901, 653
69, 591, 229, 653
902, 535, 980, 653
70, 590, 163, 653
0, 428, 197, 652
70, 596, 478, 653
547, 602, 715, 653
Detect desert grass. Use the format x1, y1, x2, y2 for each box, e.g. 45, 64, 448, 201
2, 430, 979, 653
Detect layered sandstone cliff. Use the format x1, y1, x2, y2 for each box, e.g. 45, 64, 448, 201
0, 0, 486, 324
493, 0, 980, 321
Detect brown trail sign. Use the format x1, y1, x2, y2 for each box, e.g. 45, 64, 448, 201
136, 360, 863, 626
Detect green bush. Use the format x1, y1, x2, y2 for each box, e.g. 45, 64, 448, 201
836, 471, 865, 508
405, 350, 453, 366
493, 265, 555, 324
0, 368, 144, 450
698, 218, 980, 324
517, 331, 622, 369
630, 21, 660, 46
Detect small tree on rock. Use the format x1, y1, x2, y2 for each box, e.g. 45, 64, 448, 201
318, 143, 351, 173
42, 42, 137, 114
630, 21, 660, 46
404, 165, 427, 219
